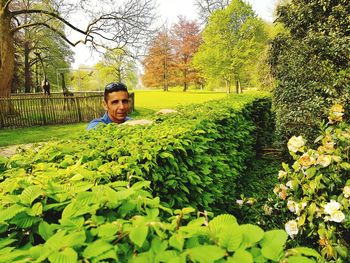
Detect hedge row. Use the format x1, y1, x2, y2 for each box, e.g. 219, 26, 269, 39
2, 93, 272, 213
0, 93, 321, 262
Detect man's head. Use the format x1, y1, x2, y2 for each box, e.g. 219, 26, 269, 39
103, 82, 130, 124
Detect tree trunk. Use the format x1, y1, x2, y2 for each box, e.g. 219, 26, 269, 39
226, 80, 230, 94
236, 80, 240, 94
0, 9, 15, 98
24, 41, 32, 93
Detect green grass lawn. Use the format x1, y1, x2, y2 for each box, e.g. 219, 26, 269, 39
0, 123, 87, 147
131, 90, 228, 111
0, 90, 228, 147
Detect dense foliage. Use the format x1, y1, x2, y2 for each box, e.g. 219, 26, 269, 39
269, 0, 350, 146
2, 94, 272, 213
193, 0, 269, 92
0, 94, 321, 262
274, 104, 350, 261
0, 180, 319, 262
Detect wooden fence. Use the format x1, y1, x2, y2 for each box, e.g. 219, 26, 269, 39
0, 93, 134, 129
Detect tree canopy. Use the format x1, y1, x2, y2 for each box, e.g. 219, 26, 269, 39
193, 0, 269, 93
0, 0, 156, 97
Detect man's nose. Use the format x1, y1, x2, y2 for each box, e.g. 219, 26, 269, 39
118, 102, 126, 109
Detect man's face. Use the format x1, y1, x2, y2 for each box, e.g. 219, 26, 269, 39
103, 91, 130, 123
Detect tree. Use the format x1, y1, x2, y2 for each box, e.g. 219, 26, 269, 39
0, 0, 156, 98
101, 49, 136, 83
171, 17, 202, 92
193, 0, 268, 93
194, 0, 230, 24
142, 27, 175, 91
269, 0, 350, 146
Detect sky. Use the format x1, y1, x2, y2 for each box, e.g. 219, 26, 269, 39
72, 0, 276, 69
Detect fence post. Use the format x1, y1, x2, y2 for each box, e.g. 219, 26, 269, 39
75, 97, 82, 122
40, 98, 47, 125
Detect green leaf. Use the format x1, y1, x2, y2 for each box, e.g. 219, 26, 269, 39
129, 225, 148, 247
239, 224, 264, 248
0, 237, 16, 249
44, 230, 85, 252
105, 187, 134, 204
83, 239, 115, 259
305, 167, 317, 179
228, 249, 254, 263
10, 212, 41, 228
19, 185, 43, 206
38, 221, 57, 241
48, 247, 78, 263
286, 247, 321, 260
286, 256, 315, 263
188, 245, 225, 263
27, 202, 43, 216
169, 234, 184, 251
96, 223, 119, 238
340, 162, 350, 170
131, 181, 151, 191
29, 245, 50, 261
156, 250, 179, 262
260, 230, 287, 261
217, 225, 242, 252
208, 214, 238, 236
0, 248, 28, 263
0, 204, 26, 221
159, 152, 174, 159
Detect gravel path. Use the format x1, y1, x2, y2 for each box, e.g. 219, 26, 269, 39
0, 144, 34, 158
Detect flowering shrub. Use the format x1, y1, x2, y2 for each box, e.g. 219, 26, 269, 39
276, 104, 350, 260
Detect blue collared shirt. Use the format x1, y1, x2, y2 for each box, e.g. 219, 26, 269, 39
87, 112, 133, 130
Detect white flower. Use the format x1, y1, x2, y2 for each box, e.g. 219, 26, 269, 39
278, 170, 287, 179
329, 210, 345, 223
316, 155, 332, 167
343, 186, 350, 198
285, 220, 298, 238
236, 200, 243, 206
324, 200, 341, 215
287, 200, 297, 213
286, 180, 293, 189
287, 136, 305, 153
263, 204, 272, 215
299, 153, 316, 167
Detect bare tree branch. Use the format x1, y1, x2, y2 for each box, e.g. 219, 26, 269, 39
194, 0, 230, 24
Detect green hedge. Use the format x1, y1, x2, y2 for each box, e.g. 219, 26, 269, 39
2, 94, 271, 213
0, 93, 321, 262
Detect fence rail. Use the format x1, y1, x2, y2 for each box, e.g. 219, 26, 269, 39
0, 93, 134, 129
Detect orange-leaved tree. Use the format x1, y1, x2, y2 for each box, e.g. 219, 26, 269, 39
171, 17, 202, 92
142, 27, 175, 91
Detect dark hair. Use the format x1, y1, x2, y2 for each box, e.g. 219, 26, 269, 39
104, 82, 129, 101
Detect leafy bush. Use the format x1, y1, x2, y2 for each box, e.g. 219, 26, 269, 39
275, 104, 350, 261
270, 0, 350, 148
0, 177, 319, 262
2, 94, 272, 213
233, 157, 282, 229
0, 94, 322, 262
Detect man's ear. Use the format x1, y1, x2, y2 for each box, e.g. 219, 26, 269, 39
103, 100, 108, 111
